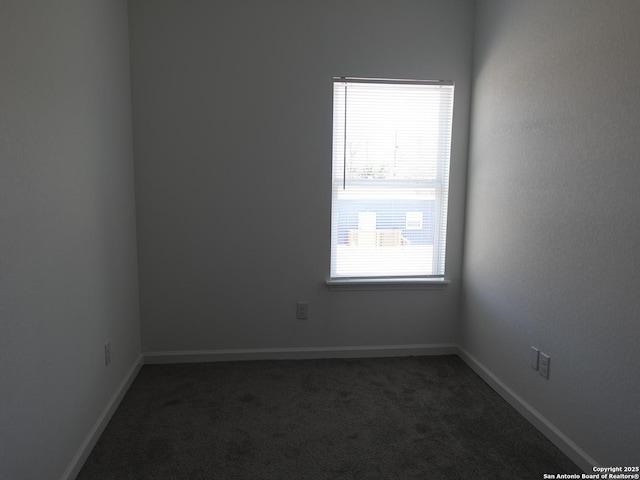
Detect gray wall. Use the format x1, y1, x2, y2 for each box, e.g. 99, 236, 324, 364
129, 0, 474, 352
462, 0, 640, 465
0, 1, 141, 478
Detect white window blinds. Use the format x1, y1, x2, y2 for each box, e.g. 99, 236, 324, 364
330, 77, 454, 279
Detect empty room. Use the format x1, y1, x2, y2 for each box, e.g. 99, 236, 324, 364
1, 0, 638, 479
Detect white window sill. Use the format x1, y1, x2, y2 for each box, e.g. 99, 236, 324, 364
325, 277, 450, 291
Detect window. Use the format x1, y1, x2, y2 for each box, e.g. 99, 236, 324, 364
329, 77, 454, 283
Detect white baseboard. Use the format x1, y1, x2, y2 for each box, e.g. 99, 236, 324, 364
59, 354, 144, 480
455, 346, 598, 472
144, 343, 458, 364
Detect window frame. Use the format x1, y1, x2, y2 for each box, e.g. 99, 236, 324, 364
327, 77, 454, 290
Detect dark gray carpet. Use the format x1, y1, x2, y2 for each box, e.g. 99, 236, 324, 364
76, 355, 582, 479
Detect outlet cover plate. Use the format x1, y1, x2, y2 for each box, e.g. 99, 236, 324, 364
539, 352, 550, 379
296, 302, 309, 320
530, 346, 540, 370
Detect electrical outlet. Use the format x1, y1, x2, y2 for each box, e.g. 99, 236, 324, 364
296, 302, 309, 320
539, 352, 550, 379
104, 342, 111, 367
530, 346, 540, 370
